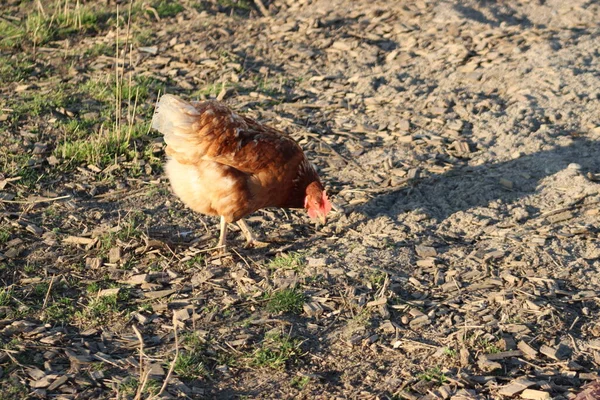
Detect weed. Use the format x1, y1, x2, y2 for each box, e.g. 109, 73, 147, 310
86, 282, 100, 293
0, 56, 34, 82
55, 127, 130, 168
478, 338, 501, 354
33, 282, 49, 298
182, 331, 205, 350
0, 229, 10, 244
291, 375, 310, 389
192, 81, 232, 98
172, 331, 208, 379
217, 0, 252, 12
265, 288, 305, 314
43, 298, 75, 323
89, 294, 119, 316
174, 352, 207, 380
418, 367, 447, 385
0, 20, 25, 49
24, 263, 37, 274
367, 270, 387, 289
74, 293, 121, 327
152, 0, 184, 18
251, 332, 302, 370
184, 255, 204, 267
146, 185, 169, 198
442, 347, 457, 357
0, 288, 12, 307
85, 42, 114, 57
118, 377, 160, 397
268, 252, 304, 271
0, 377, 28, 399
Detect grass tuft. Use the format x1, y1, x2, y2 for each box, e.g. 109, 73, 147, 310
265, 288, 305, 314
268, 252, 304, 271
251, 332, 302, 370
418, 367, 448, 385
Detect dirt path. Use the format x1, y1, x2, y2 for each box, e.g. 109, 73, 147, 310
1, 0, 599, 398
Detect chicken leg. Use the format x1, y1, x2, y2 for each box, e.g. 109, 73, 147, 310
217, 216, 228, 250
217, 217, 268, 251
237, 219, 268, 248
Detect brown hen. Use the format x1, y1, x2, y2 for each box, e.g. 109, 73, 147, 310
151, 94, 331, 250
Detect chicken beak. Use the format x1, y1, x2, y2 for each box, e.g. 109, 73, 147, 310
319, 214, 327, 225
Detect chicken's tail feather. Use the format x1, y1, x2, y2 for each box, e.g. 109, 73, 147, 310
152, 94, 202, 154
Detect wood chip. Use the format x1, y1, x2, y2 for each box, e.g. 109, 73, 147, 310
143, 289, 176, 299
63, 236, 96, 245
520, 389, 550, 400
517, 341, 538, 358
98, 288, 120, 298
546, 211, 574, 224
366, 296, 387, 307
485, 350, 522, 361
497, 378, 536, 396
303, 301, 323, 317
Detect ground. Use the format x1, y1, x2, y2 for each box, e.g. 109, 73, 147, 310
1, 0, 599, 399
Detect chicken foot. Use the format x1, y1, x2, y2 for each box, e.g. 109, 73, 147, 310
217, 217, 267, 252
237, 219, 268, 248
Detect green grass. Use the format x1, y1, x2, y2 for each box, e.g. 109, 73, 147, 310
417, 367, 447, 385
174, 352, 207, 380
478, 338, 501, 354
186, 255, 204, 267
217, 0, 252, 11
23, 263, 37, 274
265, 288, 305, 314
74, 292, 124, 327
0, 4, 110, 50
367, 270, 386, 289
291, 375, 310, 389
174, 332, 208, 380
0, 229, 10, 244
33, 282, 49, 298
43, 298, 75, 323
0, 20, 24, 49
0, 377, 28, 400
268, 253, 304, 271
192, 81, 233, 98
85, 42, 115, 57
251, 332, 302, 370
153, 0, 184, 18
133, 27, 154, 46
442, 347, 457, 357
0, 55, 34, 82
11, 85, 70, 120
118, 377, 160, 398
0, 288, 12, 307
51, 74, 162, 169
86, 282, 100, 294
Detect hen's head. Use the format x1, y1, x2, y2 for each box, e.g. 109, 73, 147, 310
304, 181, 332, 224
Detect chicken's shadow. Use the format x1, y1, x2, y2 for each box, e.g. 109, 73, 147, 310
354, 136, 600, 226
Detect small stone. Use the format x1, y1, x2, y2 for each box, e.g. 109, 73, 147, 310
174, 308, 190, 322
108, 247, 122, 264
415, 245, 437, 258
85, 257, 103, 269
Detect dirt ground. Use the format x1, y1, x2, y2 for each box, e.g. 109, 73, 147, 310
1, 0, 600, 399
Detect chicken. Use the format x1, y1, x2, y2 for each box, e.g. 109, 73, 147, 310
151, 94, 332, 250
